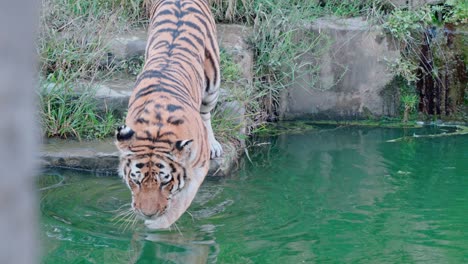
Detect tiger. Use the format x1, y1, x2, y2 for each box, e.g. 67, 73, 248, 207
115, 0, 223, 229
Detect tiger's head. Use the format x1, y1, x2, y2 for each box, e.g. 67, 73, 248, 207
115, 125, 202, 229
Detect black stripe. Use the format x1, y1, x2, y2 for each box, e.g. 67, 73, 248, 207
167, 104, 182, 112
168, 54, 202, 81
169, 163, 176, 173
167, 116, 184, 126
177, 171, 182, 190
205, 74, 211, 92
136, 117, 149, 124
136, 70, 187, 93
152, 19, 178, 29
182, 20, 202, 34
130, 99, 153, 117
185, 7, 204, 16
205, 52, 218, 90
151, 40, 171, 51
131, 85, 188, 108
156, 9, 173, 16
157, 131, 176, 138
135, 137, 173, 145
178, 36, 197, 50
188, 32, 204, 47
130, 145, 156, 151
164, 67, 192, 86
189, 1, 212, 23
155, 112, 162, 121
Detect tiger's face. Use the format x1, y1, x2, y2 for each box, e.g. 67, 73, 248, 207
115, 125, 197, 227
120, 154, 187, 219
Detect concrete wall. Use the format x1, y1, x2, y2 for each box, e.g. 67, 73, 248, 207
387, 0, 443, 8
279, 17, 401, 120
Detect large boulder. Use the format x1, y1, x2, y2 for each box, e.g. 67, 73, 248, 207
279, 17, 401, 120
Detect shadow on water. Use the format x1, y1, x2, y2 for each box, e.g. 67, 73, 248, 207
39, 125, 468, 263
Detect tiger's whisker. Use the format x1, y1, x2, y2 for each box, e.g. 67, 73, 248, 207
174, 222, 183, 237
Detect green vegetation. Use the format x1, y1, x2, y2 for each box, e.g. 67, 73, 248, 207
37, 0, 146, 139
401, 94, 419, 123
213, 50, 251, 143
209, 0, 380, 23
249, 0, 328, 119
38, 0, 467, 140
210, 0, 383, 122
252, 121, 317, 137
117, 56, 145, 76
382, 0, 467, 120
220, 49, 242, 83
211, 0, 466, 127
39, 77, 119, 140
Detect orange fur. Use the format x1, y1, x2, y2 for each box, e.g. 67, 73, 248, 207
115, 0, 222, 229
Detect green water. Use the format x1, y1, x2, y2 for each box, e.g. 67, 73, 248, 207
39, 126, 468, 263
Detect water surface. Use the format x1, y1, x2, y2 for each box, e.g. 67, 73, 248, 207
39, 126, 468, 263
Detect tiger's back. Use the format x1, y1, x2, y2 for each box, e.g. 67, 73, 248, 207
115, 0, 222, 229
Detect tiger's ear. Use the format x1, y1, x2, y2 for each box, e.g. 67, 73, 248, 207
173, 139, 194, 163
115, 125, 135, 154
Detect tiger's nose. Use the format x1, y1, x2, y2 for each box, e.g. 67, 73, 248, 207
141, 211, 157, 218
136, 207, 158, 218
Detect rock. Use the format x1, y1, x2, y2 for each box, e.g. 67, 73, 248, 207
279, 17, 400, 120
92, 78, 134, 117
217, 24, 254, 83
40, 138, 241, 176
106, 29, 147, 62
386, 0, 444, 8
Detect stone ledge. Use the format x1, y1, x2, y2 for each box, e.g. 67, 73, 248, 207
40, 138, 242, 177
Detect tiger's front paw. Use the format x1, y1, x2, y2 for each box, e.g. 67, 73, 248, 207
210, 139, 223, 159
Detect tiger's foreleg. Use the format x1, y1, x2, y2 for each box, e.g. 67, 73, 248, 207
201, 88, 223, 159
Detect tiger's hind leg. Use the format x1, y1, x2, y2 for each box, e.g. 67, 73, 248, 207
201, 59, 223, 159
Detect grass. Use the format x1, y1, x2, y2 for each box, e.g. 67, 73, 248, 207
209, 0, 380, 24
382, 0, 467, 119
220, 48, 242, 83
37, 0, 147, 140
38, 76, 120, 140
249, 0, 336, 122
38, 0, 145, 80
38, 0, 467, 141
211, 0, 392, 128
213, 49, 253, 142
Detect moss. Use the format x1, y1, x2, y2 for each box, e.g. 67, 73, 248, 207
453, 24, 468, 65
253, 121, 317, 136
387, 125, 468, 142
308, 120, 423, 128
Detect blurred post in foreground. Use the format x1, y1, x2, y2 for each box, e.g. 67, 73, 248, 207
0, 0, 39, 263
